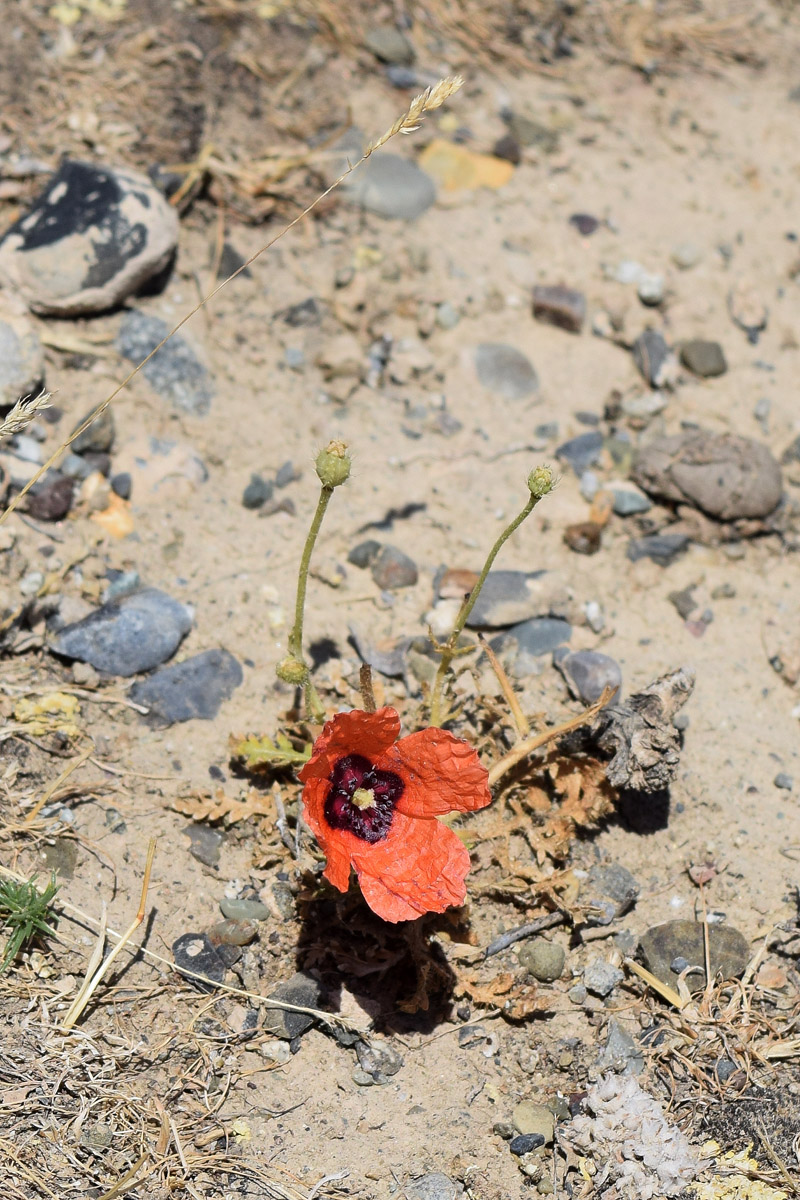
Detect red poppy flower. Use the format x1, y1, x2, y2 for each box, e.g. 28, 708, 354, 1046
298, 706, 491, 923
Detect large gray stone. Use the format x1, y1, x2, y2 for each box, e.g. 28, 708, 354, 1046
50, 587, 191, 676
343, 154, 436, 220
0, 160, 178, 316
130, 648, 243, 725
475, 343, 539, 401
117, 311, 214, 416
0, 291, 44, 407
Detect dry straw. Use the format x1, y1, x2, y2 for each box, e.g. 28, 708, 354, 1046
0, 389, 52, 442
0, 76, 464, 528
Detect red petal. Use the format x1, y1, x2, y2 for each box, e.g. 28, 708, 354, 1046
300, 776, 352, 892
350, 812, 472, 923
384, 728, 491, 818
299, 706, 401, 781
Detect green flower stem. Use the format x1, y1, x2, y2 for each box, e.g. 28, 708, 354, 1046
430, 490, 544, 727
282, 484, 333, 719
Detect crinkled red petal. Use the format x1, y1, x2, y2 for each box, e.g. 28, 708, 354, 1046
300, 776, 352, 891
382, 728, 491, 818
299, 706, 401, 782
350, 812, 472, 923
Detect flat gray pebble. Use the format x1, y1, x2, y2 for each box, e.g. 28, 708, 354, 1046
597, 1019, 644, 1074
242, 473, 273, 509
554, 647, 622, 704
556, 431, 604, 474
364, 25, 415, 64
680, 339, 727, 377
774, 772, 793, 790
639, 920, 749, 989
343, 153, 435, 220
475, 342, 539, 401
610, 485, 651, 516
370, 544, 418, 590
117, 310, 214, 416
261, 971, 324, 1040
185, 823, 224, 867
404, 1174, 457, 1200
466, 569, 550, 628
130, 648, 243, 725
583, 958, 624, 997
627, 532, 689, 566
50, 587, 191, 676
492, 616, 572, 676
220, 897, 271, 921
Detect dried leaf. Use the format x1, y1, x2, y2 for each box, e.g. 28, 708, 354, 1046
13, 692, 81, 738
172, 787, 275, 825
229, 731, 311, 771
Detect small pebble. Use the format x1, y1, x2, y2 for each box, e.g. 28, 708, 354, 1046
19, 570, 44, 596
632, 329, 672, 388
637, 273, 664, 307
569, 213, 599, 236
51, 587, 191, 676
27, 473, 73, 521
509, 1133, 545, 1156
370, 544, 418, 590
671, 242, 702, 270
568, 984, 587, 1005
680, 339, 727, 378
475, 342, 539, 400
597, 1019, 644, 1074
627, 533, 689, 566
554, 647, 622, 704
242, 473, 273, 510
172, 932, 227, 990
104, 806, 126, 833
261, 972, 324, 1040
275, 460, 300, 488
364, 25, 415, 65
404, 1174, 457, 1200
518, 938, 565, 982
583, 958, 624, 998
532, 283, 586, 333
564, 522, 601, 555
185, 824, 223, 867
220, 897, 271, 921
110, 471, 132, 500
436, 301, 459, 329
555, 431, 604, 474
71, 405, 115, 455
774, 772, 793, 790
207, 919, 257, 947
610, 484, 651, 516
348, 539, 382, 568
513, 1102, 554, 1144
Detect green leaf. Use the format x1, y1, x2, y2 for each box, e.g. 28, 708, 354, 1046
230, 732, 312, 772
0, 873, 59, 976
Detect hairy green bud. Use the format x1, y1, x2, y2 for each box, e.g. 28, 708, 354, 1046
315, 440, 351, 489
276, 656, 308, 686
527, 465, 555, 499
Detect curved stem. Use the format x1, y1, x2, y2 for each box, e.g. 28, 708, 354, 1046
288, 485, 333, 663
429, 493, 539, 727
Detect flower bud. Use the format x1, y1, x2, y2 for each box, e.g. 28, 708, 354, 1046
315, 440, 351, 489
527, 465, 554, 499
276, 656, 308, 686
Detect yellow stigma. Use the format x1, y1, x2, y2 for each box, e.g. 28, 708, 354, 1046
352, 787, 376, 810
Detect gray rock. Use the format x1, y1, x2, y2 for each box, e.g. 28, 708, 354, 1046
639, 920, 749, 990
0, 291, 44, 407
475, 342, 539, 401
774, 772, 793, 790
27, 473, 73, 521
518, 938, 564, 982
71, 405, 115, 454
50, 587, 191, 676
130, 648, 243, 725
569, 213, 600, 236
436, 301, 460, 330
509, 1133, 545, 1156
0, 160, 178, 316
355, 1038, 404, 1084
220, 897, 271, 921
671, 242, 702, 270
556, 431, 604, 474
680, 339, 727, 378
586, 863, 639, 924
262, 972, 324, 1039
632, 429, 783, 521
242, 473, 273, 509
627, 532, 689, 565
610, 484, 651, 516
116, 310, 214, 416
404, 1174, 457, 1200
275, 460, 300, 487
172, 932, 227, 990
493, 616, 572, 677
111, 471, 131, 499
597, 1019, 644, 1074
632, 329, 673, 387
466, 569, 551, 628
568, 983, 587, 1004
532, 284, 586, 333
348, 540, 383, 569
370, 544, 418, 590
365, 25, 415, 65
103, 570, 140, 603
343, 153, 435, 220
637, 273, 664, 307
584, 958, 624, 997
620, 391, 667, 424
385, 65, 422, 89
185, 824, 223, 867
554, 647, 622, 704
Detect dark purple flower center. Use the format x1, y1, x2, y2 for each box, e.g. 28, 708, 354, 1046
324, 753, 404, 843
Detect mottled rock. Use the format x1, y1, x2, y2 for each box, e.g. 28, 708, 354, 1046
532, 284, 586, 333
639, 920, 749, 990
632, 329, 673, 387
597, 1019, 644, 1074
172, 932, 227, 990
404, 1174, 457, 1200
116, 310, 214, 415
50, 587, 191, 676
518, 938, 565, 982
556, 431, 604, 474
370, 544, 418, 590
632, 430, 782, 520
343, 154, 436, 220
554, 647, 622, 704
185, 824, 223, 867
0, 160, 178, 315
586, 862, 640, 924
130, 648, 243, 725
0, 290, 44, 407
356, 1038, 404, 1084
680, 339, 727, 378
592, 667, 694, 793
584, 958, 624, 997
475, 343, 539, 400
261, 971, 324, 1039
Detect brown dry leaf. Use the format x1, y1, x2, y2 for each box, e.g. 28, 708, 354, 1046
526, 756, 616, 862
172, 787, 275, 825
458, 969, 551, 1018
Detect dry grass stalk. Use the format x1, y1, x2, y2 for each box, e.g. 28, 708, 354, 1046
0, 389, 51, 442
0, 76, 464, 531
477, 631, 530, 738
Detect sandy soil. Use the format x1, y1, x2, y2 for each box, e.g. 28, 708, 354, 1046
2, 3, 800, 1198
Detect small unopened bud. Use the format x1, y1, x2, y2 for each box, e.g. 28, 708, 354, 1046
527, 465, 554, 499
276, 656, 308, 686
315, 440, 351, 489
